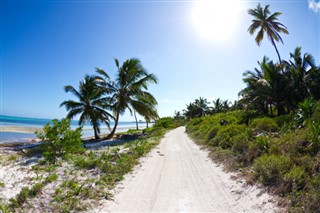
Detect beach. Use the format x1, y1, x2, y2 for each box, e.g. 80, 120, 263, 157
0, 115, 148, 145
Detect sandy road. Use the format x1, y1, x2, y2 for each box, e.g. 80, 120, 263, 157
95, 127, 278, 213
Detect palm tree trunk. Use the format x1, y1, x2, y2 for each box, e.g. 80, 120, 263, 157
93, 123, 100, 140
272, 39, 282, 64
106, 111, 119, 139
134, 110, 139, 130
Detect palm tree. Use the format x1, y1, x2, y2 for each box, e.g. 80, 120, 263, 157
60, 75, 114, 140
96, 58, 158, 138
240, 57, 289, 116
212, 98, 224, 113
248, 3, 289, 63
284, 47, 316, 104
183, 97, 210, 119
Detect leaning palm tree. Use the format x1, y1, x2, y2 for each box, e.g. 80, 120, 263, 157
248, 3, 289, 63
96, 58, 158, 138
60, 75, 114, 140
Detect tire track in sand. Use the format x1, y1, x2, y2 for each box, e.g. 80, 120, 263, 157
94, 127, 278, 213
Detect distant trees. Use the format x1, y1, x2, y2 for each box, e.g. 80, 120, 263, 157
183, 97, 210, 119
182, 97, 235, 120
61, 58, 159, 140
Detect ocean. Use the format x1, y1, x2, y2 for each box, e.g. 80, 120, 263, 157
0, 115, 147, 144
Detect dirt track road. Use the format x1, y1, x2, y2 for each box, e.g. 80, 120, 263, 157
95, 127, 278, 213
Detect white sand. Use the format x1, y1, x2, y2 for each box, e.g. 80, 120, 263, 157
0, 153, 36, 202
94, 127, 279, 213
0, 126, 42, 133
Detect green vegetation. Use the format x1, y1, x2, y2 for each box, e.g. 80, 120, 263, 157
60, 58, 159, 140
247, 3, 288, 63
95, 58, 158, 137
185, 104, 320, 211
2, 117, 175, 212
180, 5, 320, 209
36, 118, 85, 163
60, 75, 114, 140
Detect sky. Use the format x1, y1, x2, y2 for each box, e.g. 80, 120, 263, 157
1, 0, 320, 121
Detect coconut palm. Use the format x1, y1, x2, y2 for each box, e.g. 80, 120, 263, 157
284, 47, 316, 104
96, 58, 158, 138
248, 3, 289, 63
240, 57, 289, 116
60, 75, 114, 140
183, 97, 210, 119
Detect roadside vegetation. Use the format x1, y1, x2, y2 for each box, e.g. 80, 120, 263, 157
175, 3, 320, 212
0, 117, 179, 212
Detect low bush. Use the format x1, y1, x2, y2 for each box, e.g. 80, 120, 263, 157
283, 166, 307, 192
152, 117, 175, 129
211, 124, 247, 148
253, 154, 291, 185
36, 118, 85, 163
250, 117, 279, 132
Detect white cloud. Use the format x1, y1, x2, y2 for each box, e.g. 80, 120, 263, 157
309, 0, 320, 13
161, 99, 182, 103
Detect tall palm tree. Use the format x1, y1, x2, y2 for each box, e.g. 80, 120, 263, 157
248, 3, 289, 63
96, 58, 158, 138
60, 75, 114, 140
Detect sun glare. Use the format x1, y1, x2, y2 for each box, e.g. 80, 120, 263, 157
192, 0, 243, 42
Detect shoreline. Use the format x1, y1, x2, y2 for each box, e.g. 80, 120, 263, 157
0, 125, 144, 148
0, 126, 42, 134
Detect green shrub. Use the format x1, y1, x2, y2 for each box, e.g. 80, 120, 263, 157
36, 118, 85, 163
273, 114, 294, 128
284, 166, 307, 191
246, 140, 262, 163
269, 129, 311, 156
255, 135, 269, 153
206, 126, 220, 142
250, 117, 279, 132
153, 117, 175, 129
296, 98, 315, 125
253, 154, 291, 185
231, 133, 250, 155
308, 121, 320, 151
211, 124, 247, 148
290, 175, 320, 212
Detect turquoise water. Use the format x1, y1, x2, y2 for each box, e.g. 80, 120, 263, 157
0, 115, 147, 143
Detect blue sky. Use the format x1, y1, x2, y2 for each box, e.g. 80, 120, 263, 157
1, 0, 319, 121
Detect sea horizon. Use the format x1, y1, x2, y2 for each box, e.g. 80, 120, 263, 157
0, 114, 149, 144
